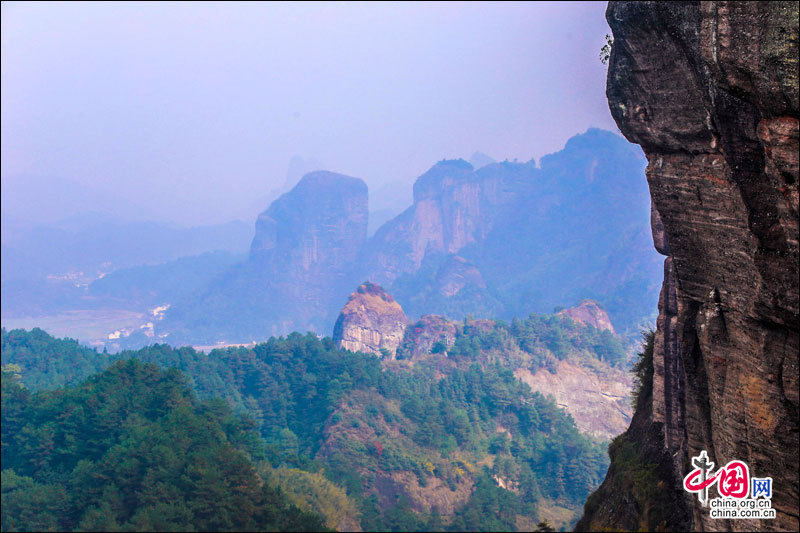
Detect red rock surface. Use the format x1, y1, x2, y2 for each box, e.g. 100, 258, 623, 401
332, 282, 408, 358
579, 2, 798, 532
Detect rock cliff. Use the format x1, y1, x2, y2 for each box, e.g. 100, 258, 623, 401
333, 282, 408, 358
161, 131, 662, 345
396, 313, 632, 439
362, 159, 504, 285
161, 171, 368, 342
396, 314, 458, 360
556, 300, 615, 333
579, 2, 799, 532
514, 360, 630, 441
361, 130, 663, 333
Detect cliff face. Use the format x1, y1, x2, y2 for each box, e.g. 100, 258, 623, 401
396, 313, 632, 439
580, 2, 799, 532
244, 171, 369, 334
362, 159, 509, 285
161, 171, 368, 342
161, 131, 661, 344
556, 300, 615, 333
332, 282, 408, 358
361, 131, 664, 332
250, 171, 368, 286
514, 361, 631, 440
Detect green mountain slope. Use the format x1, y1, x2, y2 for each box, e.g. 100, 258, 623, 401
2, 323, 617, 531
0, 359, 327, 532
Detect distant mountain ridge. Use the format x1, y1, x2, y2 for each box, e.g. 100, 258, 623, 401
161, 171, 368, 343
1, 213, 253, 320
156, 129, 662, 346
360, 128, 660, 334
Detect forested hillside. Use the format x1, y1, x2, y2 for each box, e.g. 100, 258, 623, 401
2, 322, 616, 530
0, 359, 327, 532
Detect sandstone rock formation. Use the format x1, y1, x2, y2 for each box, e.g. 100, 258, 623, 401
361, 131, 663, 332
361, 159, 500, 285
579, 2, 799, 532
556, 300, 615, 333
515, 361, 631, 440
396, 314, 458, 360
396, 313, 632, 439
162, 131, 663, 345
333, 282, 408, 358
161, 171, 368, 342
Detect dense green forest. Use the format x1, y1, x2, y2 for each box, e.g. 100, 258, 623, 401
2, 321, 614, 531
1, 360, 327, 532
437, 313, 627, 370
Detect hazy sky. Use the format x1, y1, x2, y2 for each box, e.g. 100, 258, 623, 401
1, 1, 616, 226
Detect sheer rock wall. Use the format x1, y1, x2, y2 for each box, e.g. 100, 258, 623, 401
579, 2, 798, 531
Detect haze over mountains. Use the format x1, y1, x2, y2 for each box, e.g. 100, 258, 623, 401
1, 128, 660, 351
154, 128, 660, 347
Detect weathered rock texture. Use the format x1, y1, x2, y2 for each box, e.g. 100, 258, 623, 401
396, 313, 632, 438
514, 361, 631, 440
361, 159, 509, 286
396, 314, 458, 360
333, 282, 408, 358
162, 131, 662, 344
556, 300, 615, 333
245, 171, 368, 334
249, 171, 368, 290
580, 2, 799, 532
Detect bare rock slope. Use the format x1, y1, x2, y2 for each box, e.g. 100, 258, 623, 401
515, 361, 630, 441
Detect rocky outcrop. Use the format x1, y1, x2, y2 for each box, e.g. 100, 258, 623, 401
161, 171, 368, 343
361, 131, 663, 332
333, 282, 408, 358
396, 314, 458, 360
576, 334, 692, 532
163, 131, 663, 344
515, 360, 631, 440
396, 313, 633, 439
245, 171, 369, 334
556, 300, 615, 333
250, 171, 368, 273
362, 159, 504, 285
580, 2, 799, 532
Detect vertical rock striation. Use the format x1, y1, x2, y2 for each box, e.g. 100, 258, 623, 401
332, 282, 408, 358
247, 170, 369, 334
579, 2, 799, 532
162, 171, 368, 342
361, 131, 664, 330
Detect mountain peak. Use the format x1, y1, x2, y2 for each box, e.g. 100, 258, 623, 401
557, 299, 615, 333
332, 282, 408, 358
